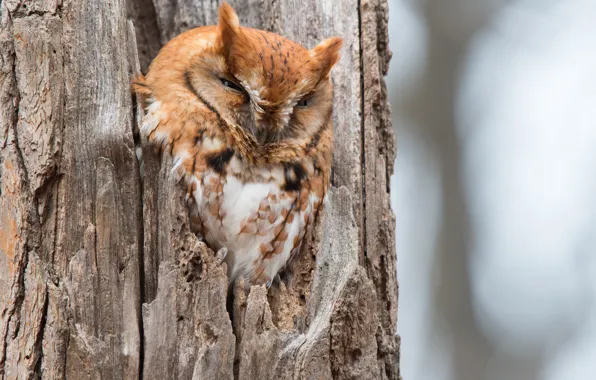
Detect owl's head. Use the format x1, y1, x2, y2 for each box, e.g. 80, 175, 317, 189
136, 2, 342, 149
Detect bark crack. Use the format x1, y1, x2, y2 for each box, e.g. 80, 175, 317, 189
31, 288, 49, 378
128, 20, 147, 379
357, 0, 368, 262
134, 116, 146, 380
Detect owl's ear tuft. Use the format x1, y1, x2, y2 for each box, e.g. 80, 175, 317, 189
311, 37, 343, 79
219, 2, 241, 52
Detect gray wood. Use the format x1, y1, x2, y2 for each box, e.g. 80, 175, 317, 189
0, 0, 400, 378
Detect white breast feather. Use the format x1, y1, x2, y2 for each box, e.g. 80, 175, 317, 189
192, 168, 318, 282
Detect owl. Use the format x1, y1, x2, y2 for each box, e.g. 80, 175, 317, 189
133, 2, 342, 286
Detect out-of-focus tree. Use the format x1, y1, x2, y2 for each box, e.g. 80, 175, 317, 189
390, 0, 596, 379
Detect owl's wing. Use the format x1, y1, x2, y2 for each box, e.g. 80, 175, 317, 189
133, 74, 227, 193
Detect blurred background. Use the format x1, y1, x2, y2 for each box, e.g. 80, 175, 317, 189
387, 0, 596, 379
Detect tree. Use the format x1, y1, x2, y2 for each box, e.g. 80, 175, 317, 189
0, 0, 399, 378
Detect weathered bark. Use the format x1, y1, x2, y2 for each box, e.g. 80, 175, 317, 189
0, 0, 399, 379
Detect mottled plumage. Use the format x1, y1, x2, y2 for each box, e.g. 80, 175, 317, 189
133, 2, 342, 285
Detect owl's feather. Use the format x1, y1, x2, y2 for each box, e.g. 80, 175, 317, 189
133, 2, 341, 285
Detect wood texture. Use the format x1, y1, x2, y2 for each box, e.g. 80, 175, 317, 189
0, 0, 400, 378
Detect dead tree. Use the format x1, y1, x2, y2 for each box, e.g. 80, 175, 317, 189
0, 0, 399, 378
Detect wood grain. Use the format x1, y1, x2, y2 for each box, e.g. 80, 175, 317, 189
0, 0, 400, 378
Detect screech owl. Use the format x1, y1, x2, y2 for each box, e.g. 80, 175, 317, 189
133, 2, 342, 286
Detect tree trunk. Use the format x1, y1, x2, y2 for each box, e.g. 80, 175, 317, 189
0, 0, 399, 379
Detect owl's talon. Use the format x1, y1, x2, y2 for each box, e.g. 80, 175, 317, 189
195, 232, 204, 242
216, 247, 228, 264
266, 274, 280, 289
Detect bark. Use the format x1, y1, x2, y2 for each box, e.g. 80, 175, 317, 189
0, 0, 399, 379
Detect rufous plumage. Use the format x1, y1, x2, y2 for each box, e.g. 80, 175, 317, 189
133, 2, 342, 285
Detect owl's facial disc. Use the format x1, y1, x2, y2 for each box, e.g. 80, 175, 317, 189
213, 2, 343, 145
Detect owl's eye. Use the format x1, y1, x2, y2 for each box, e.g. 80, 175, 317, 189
297, 98, 309, 107
220, 78, 244, 93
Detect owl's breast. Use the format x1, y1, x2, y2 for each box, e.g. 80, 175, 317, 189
190, 162, 321, 283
